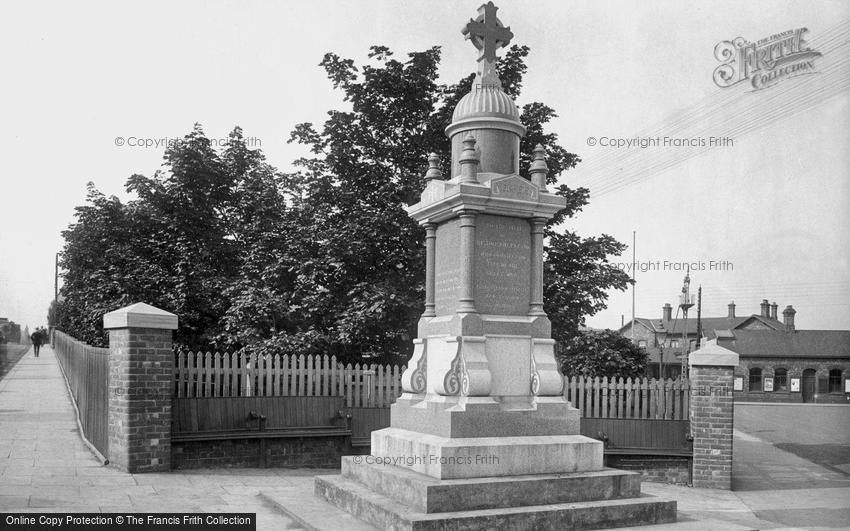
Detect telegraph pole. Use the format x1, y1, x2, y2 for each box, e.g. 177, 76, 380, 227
53, 253, 60, 334
54, 253, 59, 303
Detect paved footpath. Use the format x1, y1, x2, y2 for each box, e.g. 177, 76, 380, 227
0, 346, 303, 529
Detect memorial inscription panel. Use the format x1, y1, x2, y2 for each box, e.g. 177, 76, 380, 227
434, 218, 461, 315
474, 214, 530, 315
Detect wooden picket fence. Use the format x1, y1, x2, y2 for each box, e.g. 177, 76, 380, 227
564, 375, 690, 420
53, 330, 110, 458
174, 351, 405, 408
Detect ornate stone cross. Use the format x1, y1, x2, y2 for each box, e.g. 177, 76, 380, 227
462, 2, 513, 87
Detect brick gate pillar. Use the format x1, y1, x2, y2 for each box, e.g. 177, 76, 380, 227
688, 339, 739, 489
103, 303, 178, 473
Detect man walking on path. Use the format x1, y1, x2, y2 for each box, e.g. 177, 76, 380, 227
29, 329, 42, 357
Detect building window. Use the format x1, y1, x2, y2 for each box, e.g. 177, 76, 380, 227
829, 369, 843, 393
670, 339, 679, 348
774, 368, 788, 391
638, 340, 647, 348
749, 367, 763, 392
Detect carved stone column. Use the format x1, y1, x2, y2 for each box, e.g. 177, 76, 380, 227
422, 222, 437, 318
457, 210, 478, 314
529, 217, 546, 316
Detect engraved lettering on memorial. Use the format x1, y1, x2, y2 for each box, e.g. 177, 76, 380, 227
435, 268, 460, 298
474, 216, 530, 315
491, 176, 538, 201
434, 219, 461, 314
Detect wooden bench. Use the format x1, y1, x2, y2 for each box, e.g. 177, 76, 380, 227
172, 396, 353, 443
172, 426, 351, 443
602, 446, 693, 457
351, 436, 370, 447
581, 418, 692, 457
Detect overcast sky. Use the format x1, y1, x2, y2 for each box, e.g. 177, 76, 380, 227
1, 0, 848, 333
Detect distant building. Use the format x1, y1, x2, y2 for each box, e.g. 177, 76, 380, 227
0, 317, 22, 344
708, 325, 849, 404
621, 300, 850, 403
619, 300, 785, 379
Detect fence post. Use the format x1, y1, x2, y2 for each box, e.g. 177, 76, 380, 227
688, 340, 739, 489
103, 302, 178, 473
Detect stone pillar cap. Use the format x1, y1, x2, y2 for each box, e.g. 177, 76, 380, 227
103, 302, 178, 330
688, 339, 739, 368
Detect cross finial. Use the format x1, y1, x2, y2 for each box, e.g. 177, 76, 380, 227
461, 2, 513, 87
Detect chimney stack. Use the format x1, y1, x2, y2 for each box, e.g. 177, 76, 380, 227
782, 305, 796, 332
662, 303, 672, 321
770, 302, 778, 320
760, 299, 770, 318
727, 301, 736, 318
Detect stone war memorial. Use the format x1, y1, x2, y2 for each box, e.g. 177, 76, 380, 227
279, 3, 677, 529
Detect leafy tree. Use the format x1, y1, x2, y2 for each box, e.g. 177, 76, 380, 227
57, 43, 631, 368
57, 184, 135, 346
125, 124, 240, 349
58, 126, 257, 349
215, 129, 304, 356
282, 46, 446, 364
558, 329, 648, 379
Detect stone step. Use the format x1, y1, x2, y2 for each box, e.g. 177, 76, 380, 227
371, 427, 603, 479
340, 457, 642, 513
315, 474, 677, 531
260, 482, 377, 531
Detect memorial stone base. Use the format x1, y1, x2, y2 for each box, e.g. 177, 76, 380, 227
313, 460, 676, 530
272, 394, 677, 529
291, 398, 677, 530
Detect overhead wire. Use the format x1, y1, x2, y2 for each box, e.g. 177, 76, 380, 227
573, 21, 850, 180
563, 22, 850, 198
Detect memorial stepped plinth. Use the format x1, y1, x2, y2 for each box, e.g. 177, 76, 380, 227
306, 456, 676, 530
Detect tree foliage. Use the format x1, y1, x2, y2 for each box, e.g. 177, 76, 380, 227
558, 329, 648, 379
56, 43, 632, 367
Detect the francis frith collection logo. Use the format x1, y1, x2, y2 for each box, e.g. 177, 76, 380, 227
713, 28, 822, 90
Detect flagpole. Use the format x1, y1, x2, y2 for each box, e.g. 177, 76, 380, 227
631, 230, 636, 341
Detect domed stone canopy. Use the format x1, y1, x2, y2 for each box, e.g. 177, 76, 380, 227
445, 81, 526, 178
451, 84, 521, 124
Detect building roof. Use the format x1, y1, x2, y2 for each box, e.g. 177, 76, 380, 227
622, 315, 783, 336
710, 329, 850, 359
